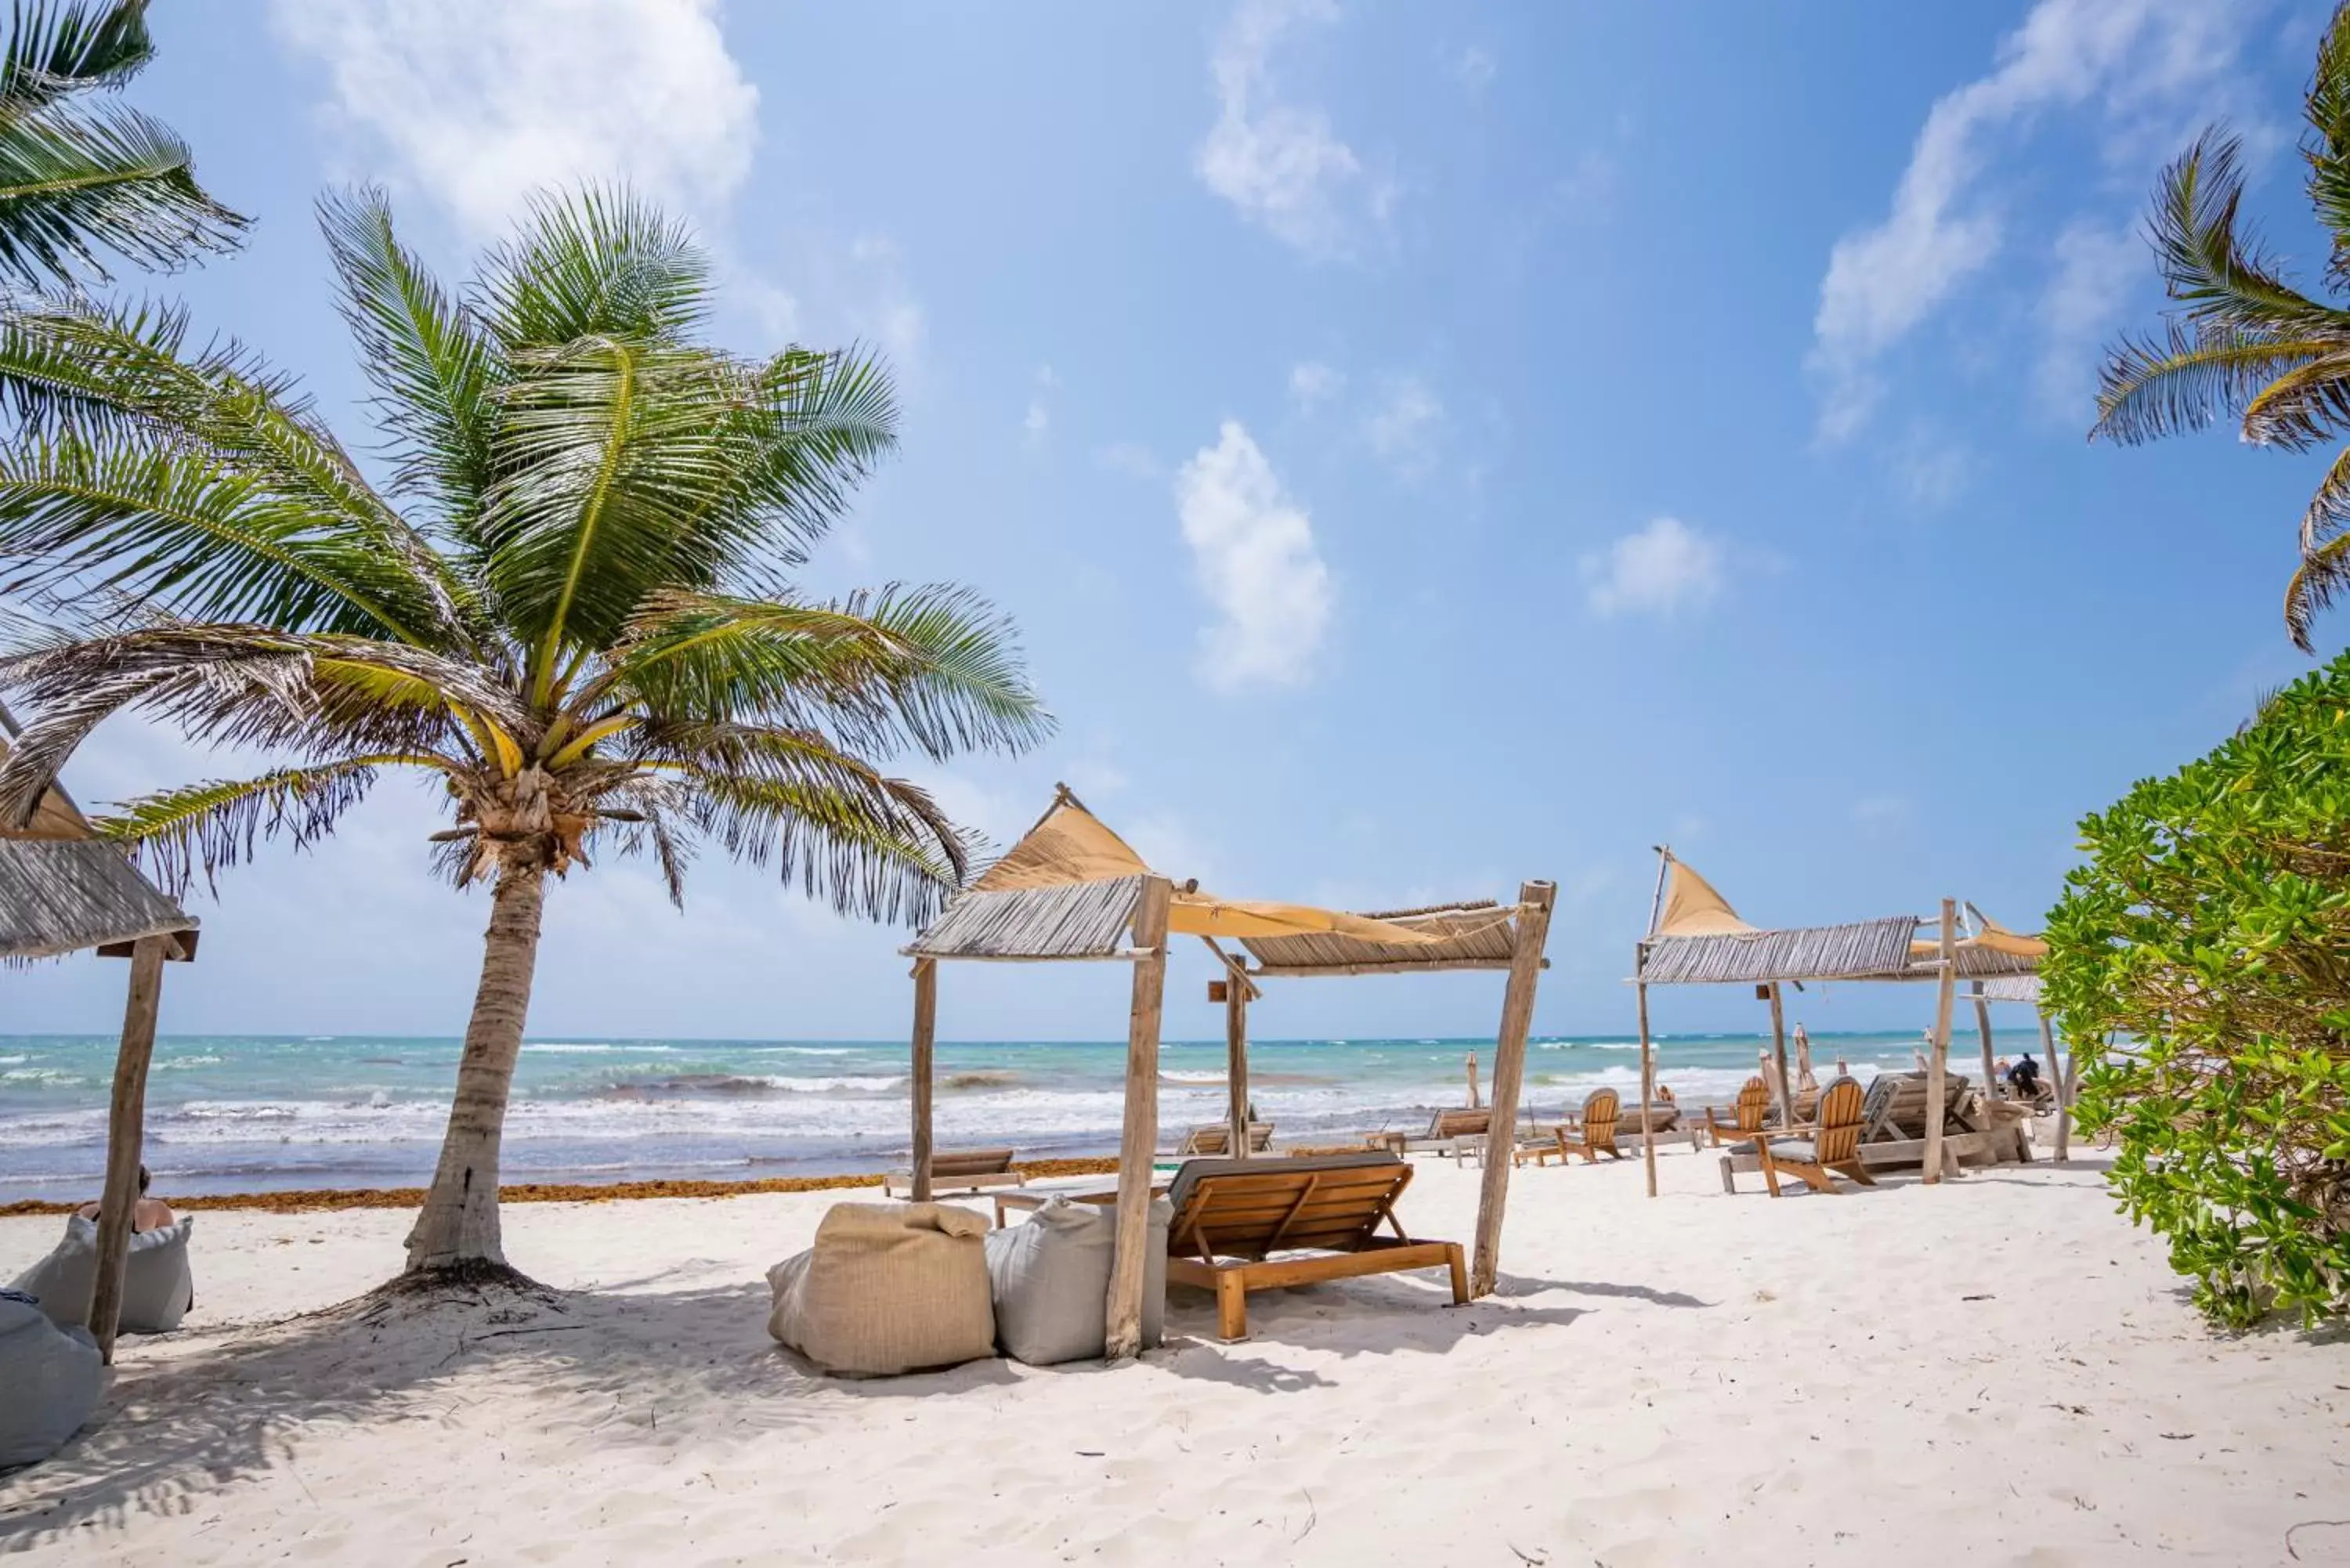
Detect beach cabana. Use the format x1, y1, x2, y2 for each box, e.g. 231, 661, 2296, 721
900, 786, 1556, 1357
0, 703, 198, 1360
1629, 848, 2054, 1198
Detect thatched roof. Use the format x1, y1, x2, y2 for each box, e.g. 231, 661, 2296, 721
909, 874, 1144, 961
1242, 900, 1527, 974
0, 707, 197, 961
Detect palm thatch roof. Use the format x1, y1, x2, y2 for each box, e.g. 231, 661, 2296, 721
0, 705, 197, 962
1241, 899, 1530, 975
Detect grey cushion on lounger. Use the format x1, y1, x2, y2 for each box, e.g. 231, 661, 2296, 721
8, 1216, 194, 1335
985, 1194, 1170, 1365
0, 1290, 101, 1469
1762, 1139, 1820, 1163
765, 1202, 996, 1377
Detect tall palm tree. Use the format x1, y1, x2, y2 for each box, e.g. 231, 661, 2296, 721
0, 186, 1049, 1281
0, 0, 246, 291
2092, 2, 2350, 651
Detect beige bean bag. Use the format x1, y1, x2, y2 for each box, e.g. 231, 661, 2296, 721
766, 1202, 995, 1376
10, 1216, 193, 1335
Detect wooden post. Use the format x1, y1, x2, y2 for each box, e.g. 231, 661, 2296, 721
89, 934, 168, 1363
1766, 982, 1791, 1125
909, 959, 938, 1202
1636, 972, 1658, 1199
1224, 962, 1249, 1161
1925, 901, 1956, 1186
1104, 876, 1173, 1361
1471, 880, 1557, 1298
1972, 980, 1998, 1102
2041, 1010, 2069, 1162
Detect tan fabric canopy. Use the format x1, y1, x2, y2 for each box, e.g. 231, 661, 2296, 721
1651, 858, 1756, 937
975, 791, 1438, 946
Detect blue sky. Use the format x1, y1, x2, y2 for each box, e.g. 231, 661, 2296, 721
8, 0, 2341, 1042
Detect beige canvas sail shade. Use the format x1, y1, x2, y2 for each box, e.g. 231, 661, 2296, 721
1651, 857, 1757, 938
974, 792, 1440, 945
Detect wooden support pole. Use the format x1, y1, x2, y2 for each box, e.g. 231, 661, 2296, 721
1225, 963, 1250, 1162
909, 959, 938, 1203
1636, 974, 1658, 1199
1104, 876, 1173, 1362
2041, 1010, 2069, 1162
1471, 880, 1557, 1298
1925, 900, 1956, 1186
1766, 981, 1791, 1126
89, 933, 168, 1364
1972, 981, 1997, 1101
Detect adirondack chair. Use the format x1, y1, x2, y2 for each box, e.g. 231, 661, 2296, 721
881, 1147, 1025, 1198
1162, 1152, 1466, 1340
1533, 1088, 1623, 1165
1705, 1076, 1773, 1146
1751, 1077, 1874, 1196
1173, 1122, 1276, 1157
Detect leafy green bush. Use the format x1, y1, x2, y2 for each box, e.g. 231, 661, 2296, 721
2044, 654, 2350, 1328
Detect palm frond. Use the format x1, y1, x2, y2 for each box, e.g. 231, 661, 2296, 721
682, 758, 972, 926
2308, 2, 2350, 289
473, 183, 708, 353
2148, 132, 2350, 338
4, 0, 155, 105
2302, 444, 2350, 558
2241, 348, 2350, 450
2287, 528, 2350, 652
2091, 323, 2334, 445
90, 753, 428, 895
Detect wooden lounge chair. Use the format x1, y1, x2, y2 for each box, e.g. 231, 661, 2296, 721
1401, 1106, 1491, 1159
1161, 1152, 1466, 1340
1549, 1087, 1623, 1164
1173, 1122, 1275, 1157
881, 1147, 1025, 1198
1704, 1076, 1773, 1146
1750, 1077, 1874, 1196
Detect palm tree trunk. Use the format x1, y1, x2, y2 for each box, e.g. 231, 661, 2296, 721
403, 863, 546, 1274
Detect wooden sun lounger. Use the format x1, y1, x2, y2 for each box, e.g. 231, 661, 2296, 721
881, 1147, 1026, 1198
1397, 1106, 1491, 1160
1748, 1076, 1873, 1195
1173, 1122, 1275, 1157
1162, 1152, 1466, 1340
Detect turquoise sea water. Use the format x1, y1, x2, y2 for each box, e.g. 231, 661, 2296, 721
0, 1028, 2051, 1201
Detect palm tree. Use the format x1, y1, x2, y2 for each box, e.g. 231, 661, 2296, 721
0, 0, 246, 291
2092, 2, 2350, 651
0, 186, 1049, 1281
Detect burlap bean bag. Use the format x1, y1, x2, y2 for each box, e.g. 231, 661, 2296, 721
9, 1216, 194, 1334
985, 1195, 1170, 1365
0, 1291, 101, 1469
766, 1202, 995, 1376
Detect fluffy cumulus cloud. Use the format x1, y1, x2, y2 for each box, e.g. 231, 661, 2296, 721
269, 0, 759, 239
1808, 0, 2251, 443
1195, 0, 1373, 255
1174, 421, 1333, 692
1582, 517, 1723, 619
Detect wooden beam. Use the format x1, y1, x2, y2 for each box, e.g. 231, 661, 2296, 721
1972, 980, 1997, 1108
1225, 957, 1250, 1162
1104, 875, 1173, 1362
89, 933, 168, 1363
2041, 1010, 2069, 1162
1471, 880, 1557, 1298
909, 959, 938, 1203
1766, 981, 1791, 1127
1636, 974, 1658, 1199
1925, 901, 1956, 1186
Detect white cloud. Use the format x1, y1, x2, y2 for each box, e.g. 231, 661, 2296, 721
1195, 0, 1372, 255
1289, 359, 1345, 410
1362, 374, 1441, 475
269, 0, 758, 240
2035, 219, 2143, 419
1808, 0, 2253, 443
1448, 45, 1497, 96
1582, 517, 1724, 620
1174, 421, 1333, 692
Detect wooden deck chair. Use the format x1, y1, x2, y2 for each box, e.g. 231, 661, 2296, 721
881, 1147, 1024, 1198
1705, 1077, 1773, 1146
1174, 1122, 1275, 1157
1752, 1077, 1875, 1196
1162, 1152, 1466, 1340
1538, 1088, 1622, 1165
1401, 1107, 1491, 1158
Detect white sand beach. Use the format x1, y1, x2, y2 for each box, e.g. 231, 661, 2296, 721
3, 1148, 2348, 1567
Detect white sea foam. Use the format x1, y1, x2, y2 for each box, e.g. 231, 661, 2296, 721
1159, 1070, 1227, 1084
526, 1042, 678, 1054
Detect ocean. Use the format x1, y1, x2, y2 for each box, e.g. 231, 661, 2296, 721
0, 1028, 2052, 1202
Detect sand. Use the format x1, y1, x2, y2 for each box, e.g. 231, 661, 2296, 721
2, 1145, 2347, 1566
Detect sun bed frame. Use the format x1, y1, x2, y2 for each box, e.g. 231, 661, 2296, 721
1161, 1153, 1466, 1340
882, 1147, 1025, 1198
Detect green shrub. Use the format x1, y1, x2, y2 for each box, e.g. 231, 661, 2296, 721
2044, 654, 2350, 1328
